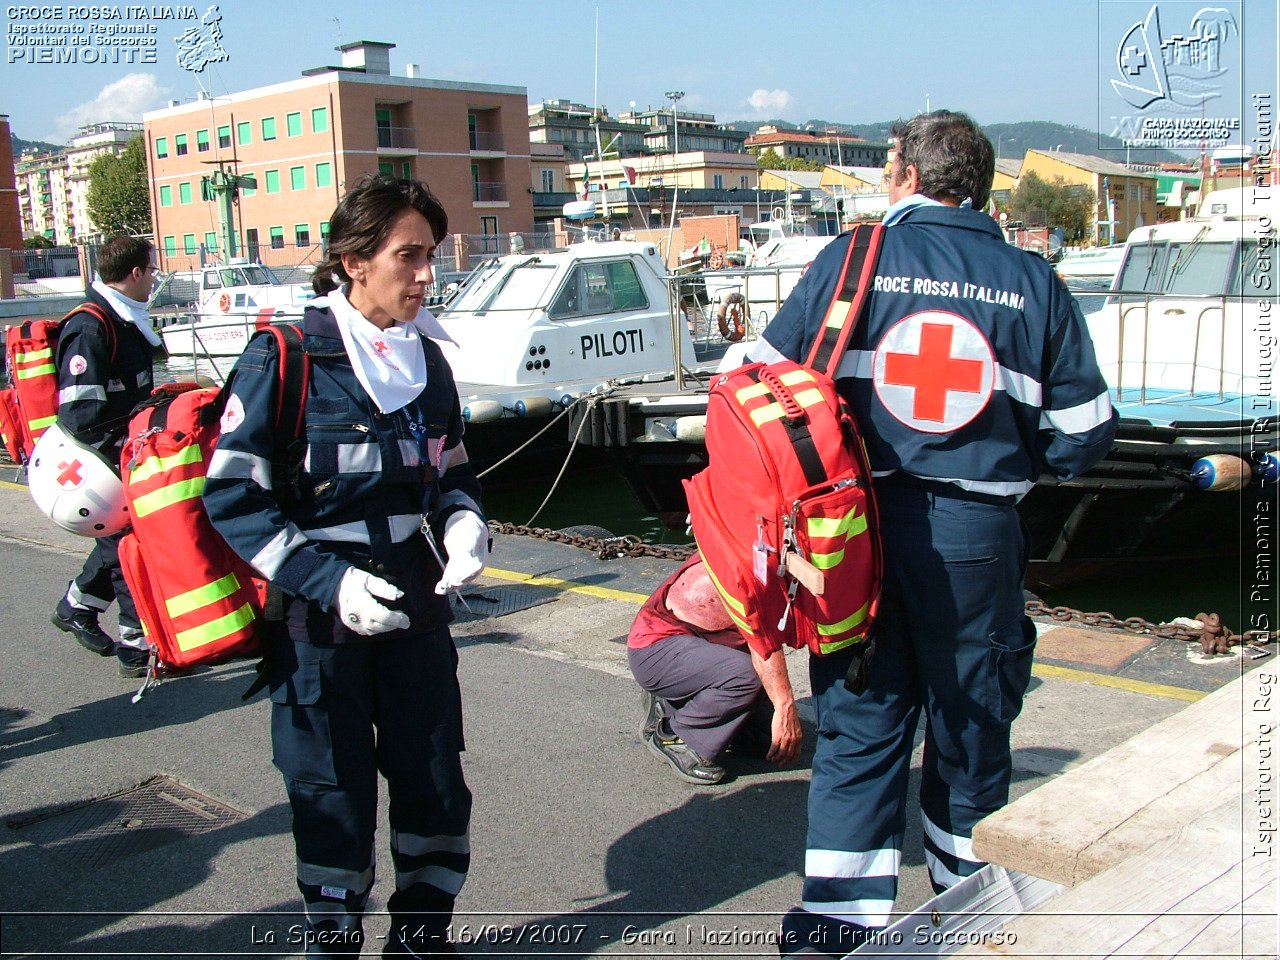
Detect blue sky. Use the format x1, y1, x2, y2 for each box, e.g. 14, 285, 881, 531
2, 0, 1275, 148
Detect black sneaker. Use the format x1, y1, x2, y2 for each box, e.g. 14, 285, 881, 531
117, 647, 151, 678
639, 690, 666, 741
51, 603, 115, 656
647, 726, 726, 785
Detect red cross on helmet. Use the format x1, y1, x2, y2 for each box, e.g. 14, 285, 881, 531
27, 422, 129, 537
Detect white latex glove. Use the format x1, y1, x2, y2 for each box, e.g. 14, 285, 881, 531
434, 511, 490, 595
336, 568, 411, 636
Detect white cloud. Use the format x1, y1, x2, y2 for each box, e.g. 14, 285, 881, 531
747, 88, 794, 115
50, 74, 170, 142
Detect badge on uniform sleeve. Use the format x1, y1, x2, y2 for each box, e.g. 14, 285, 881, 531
220, 394, 246, 433
873, 310, 995, 434
69, 355, 87, 376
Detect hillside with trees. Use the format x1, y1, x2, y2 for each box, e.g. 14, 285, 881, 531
724, 118, 1188, 164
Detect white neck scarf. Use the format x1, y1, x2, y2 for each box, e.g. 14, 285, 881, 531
92, 279, 161, 347
328, 286, 428, 414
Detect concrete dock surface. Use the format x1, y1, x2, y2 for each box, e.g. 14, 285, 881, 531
0, 476, 1264, 959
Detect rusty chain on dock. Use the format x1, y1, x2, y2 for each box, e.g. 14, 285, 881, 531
491, 522, 1276, 655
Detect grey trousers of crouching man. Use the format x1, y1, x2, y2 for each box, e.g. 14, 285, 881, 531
628, 634, 764, 761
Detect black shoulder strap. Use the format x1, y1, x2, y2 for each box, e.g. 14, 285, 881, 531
803, 223, 884, 376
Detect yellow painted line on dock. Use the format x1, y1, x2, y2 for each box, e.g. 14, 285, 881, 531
0, 480, 26, 491
1033, 662, 1205, 702
485, 565, 1209, 702
483, 566, 651, 604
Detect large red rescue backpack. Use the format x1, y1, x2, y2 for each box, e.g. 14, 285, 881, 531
117, 324, 309, 690
1, 304, 114, 462
684, 224, 885, 683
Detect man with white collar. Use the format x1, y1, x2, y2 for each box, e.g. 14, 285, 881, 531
50, 234, 160, 678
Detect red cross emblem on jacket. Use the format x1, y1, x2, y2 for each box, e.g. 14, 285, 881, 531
872, 310, 995, 433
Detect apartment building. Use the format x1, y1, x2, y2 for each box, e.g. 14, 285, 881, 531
746, 127, 889, 168
143, 40, 534, 271
1020, 150, 1157, 244
528, 99, 648, 163
616, 107, 748, 156
13, 121, 142, 245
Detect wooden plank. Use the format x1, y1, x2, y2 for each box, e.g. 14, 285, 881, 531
958, 800, 1277, 958
972, 668, 1267, 886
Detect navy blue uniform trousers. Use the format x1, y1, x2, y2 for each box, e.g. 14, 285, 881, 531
788, 483, 1035, 948
270, 608, 471, 955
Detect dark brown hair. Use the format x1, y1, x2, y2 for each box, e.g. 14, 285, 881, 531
312, 175, 449, 295
891, 110, 995, 209
97, 234, 153, 283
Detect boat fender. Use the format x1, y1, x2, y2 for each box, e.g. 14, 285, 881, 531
218, 293, 231, 313
1256, 450, 1280, 485
1190, 454, 1251, 491
513, 396, 553, 418
674, 415, 707, 443
709, 251, 724, 269
462, 400, 504, 424
556, 394, 576, 408
716, 293, 747, 342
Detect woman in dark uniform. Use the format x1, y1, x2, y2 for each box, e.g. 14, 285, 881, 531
205, 176, 489, 957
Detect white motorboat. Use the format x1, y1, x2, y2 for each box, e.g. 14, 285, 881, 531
700, 217, 836, 334
1055, 244, 1126, 284
158, 260, 316, 358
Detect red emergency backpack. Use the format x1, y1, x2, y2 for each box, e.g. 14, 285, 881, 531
117, 324, 309, 689
684, 224, 885, 682
1, 304, 114, 462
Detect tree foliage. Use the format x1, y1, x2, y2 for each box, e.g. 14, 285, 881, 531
24, 235, 54, 249
1010, 171, 1096, 242
86, 135, 151, 237
751, 148, 825, 172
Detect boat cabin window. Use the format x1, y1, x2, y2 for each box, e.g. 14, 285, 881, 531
1233, 240, 1275, 297
548, 260, 648, 319
1114, 240, 1236, 296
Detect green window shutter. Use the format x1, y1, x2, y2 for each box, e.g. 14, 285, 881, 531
164, 236, 177, 255
183, 234, 196, 254
175, 133, 188, 155
236, 121, 251, 145
315, 162, 332, 188
262, 117, 276, 140
378, 161, 393, 176
204, 232, 218, 252
290, 166, 305, 190
196, 129, 209, 151
155, 137, 168, 158
159, 185, 172, 207
178, 181, 192, 204
295, 224, 311, 246
265, 169, 280, 194
269, 226, 284, 248
311, 107, 328, 133
286, 112, 302, 137
400, 161, 411, 178
217, 125, 231, 148
320, 221, 330, 240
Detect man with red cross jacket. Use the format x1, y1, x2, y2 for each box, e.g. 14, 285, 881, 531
49, 235, 159, 678
750, 111, 1117, 956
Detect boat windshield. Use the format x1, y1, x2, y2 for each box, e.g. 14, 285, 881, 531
1113, 240, 1236, 296
204, 264, 279, 288
445, 258, 558, 313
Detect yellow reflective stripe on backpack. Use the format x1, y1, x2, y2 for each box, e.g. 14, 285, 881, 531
16, 348, 52, 363
174, 601, 256, 652
748, 387, 827, 426
823, 298, 852, 331
132, 476, 206, 517
819, 634, 863, 655
808, 507, 868, 540
27, 414, 58, 432
735, 368, 816, 404
130, 445, 203, 485
817, 600, 870, 637
16, 364, 55, 379
165, 571, 242, 619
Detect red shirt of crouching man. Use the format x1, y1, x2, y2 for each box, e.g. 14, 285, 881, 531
627, 556, 802, 785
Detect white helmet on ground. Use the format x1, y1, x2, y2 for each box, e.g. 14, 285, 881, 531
28, 422, 129, 537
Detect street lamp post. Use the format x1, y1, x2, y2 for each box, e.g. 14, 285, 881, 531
665, 90, 684, 186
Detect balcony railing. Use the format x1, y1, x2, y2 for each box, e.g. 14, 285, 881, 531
376, 126, 416, 150
469, 130, 505, 152
472, 181, 507, 202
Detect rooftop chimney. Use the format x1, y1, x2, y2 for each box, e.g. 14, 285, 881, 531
336, 40, 394, 75
406, 63, 418, 78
